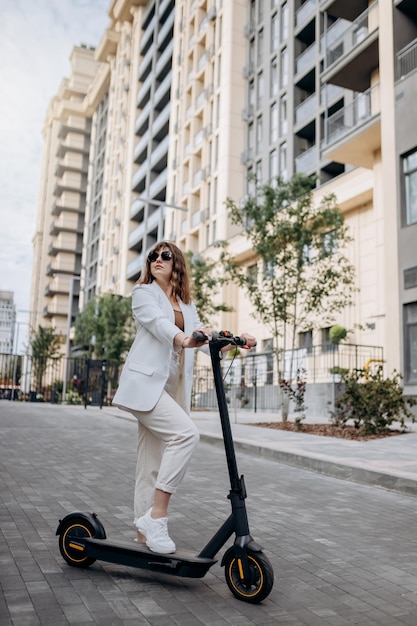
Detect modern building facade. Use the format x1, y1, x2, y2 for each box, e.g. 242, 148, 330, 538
30, 45, 99, 338
29, 0, 417, 398
0, 291, 16, 354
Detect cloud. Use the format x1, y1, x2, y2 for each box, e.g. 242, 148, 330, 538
0, 0, 110, 323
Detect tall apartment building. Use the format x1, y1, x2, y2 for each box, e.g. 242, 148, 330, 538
0, 291, 16, 354
82, 1, 144, 303
127, 0, 175, 282
30, 45, 100, 337
30, 0, 417, 394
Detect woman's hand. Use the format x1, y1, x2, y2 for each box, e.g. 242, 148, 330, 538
240, 333, 257, 350
179, 329, 209, 349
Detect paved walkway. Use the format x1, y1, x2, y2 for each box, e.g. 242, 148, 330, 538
104, 405, 417, 498
3, 401, 417, 625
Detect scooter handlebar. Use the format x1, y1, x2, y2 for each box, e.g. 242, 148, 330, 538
192, 330, 248, 347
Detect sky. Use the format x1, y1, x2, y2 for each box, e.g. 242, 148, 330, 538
0, 0, 110, 350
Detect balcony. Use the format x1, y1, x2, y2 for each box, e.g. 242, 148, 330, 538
295, 42, 317, 77
152, 102, 171, 141
295, 145, 317, 174
132, 161, 148, 191
154, 70, 172, 109
150, 135, 169, 172
321, 0, 369, 21
148, 169, 167, 198
128, 222, 146, 249
157, 8, 174, 50
397, 38, 417, 80
322, 2, 379, 91
139, 15, 156, 54
155, 39, 173, 79
295, 93, 317, 127
126, 254, 145, 281
137, 71, 153, 109
130, 198, 146, 222
135, 100, 151, 136
133, 129, 150, 163
322, 84, 381, 168
138, 45, 154, 83
296, 0, 317, 27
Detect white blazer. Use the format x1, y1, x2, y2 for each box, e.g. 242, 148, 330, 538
112, 281, 207, 414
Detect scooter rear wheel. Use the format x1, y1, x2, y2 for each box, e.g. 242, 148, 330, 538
58, 517, 96, 568
224, 548, 274, 603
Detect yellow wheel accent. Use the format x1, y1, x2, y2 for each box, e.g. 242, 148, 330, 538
224, 549, 274, 603
59, 520, 96, 568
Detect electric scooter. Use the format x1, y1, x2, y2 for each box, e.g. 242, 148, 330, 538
56, 331, 274, 603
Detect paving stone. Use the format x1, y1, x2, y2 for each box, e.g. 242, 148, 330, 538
2, 402, 417, 625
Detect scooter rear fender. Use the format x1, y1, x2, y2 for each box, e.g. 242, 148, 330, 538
56, 511, 106, 539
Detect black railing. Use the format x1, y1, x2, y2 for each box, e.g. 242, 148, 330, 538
1, 342, 383, 411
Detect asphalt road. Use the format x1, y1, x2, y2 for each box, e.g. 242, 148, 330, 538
2, 401, 417, 625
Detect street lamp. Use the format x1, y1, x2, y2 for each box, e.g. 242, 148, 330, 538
61, 275, 81, 404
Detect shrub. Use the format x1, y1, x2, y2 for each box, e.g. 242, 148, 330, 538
330, 367, 416, 435
329, 325, 347, 344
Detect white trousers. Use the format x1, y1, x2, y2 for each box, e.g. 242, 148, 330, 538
129, 360, 199, 522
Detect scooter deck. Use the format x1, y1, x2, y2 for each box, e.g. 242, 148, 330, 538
69, 537, 217, 578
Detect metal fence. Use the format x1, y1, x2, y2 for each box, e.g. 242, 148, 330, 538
1, 342, 383, 411
0, 352, 120, 407
192, 343, 384, 411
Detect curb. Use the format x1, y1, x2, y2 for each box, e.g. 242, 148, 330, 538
199, 433, 417, 498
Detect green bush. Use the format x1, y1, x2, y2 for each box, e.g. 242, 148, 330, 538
328, 366, 349, 376
329, 325, 347, 344
64, 389, 83, 405
330, 367, 416, 435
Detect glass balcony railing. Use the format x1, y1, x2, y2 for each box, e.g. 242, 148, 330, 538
295, 42, 317, 76
296, 0, 317, 27
325, 83, 380, 145
325, 1, 378, 70
295, 93, 317, 126
295, 145, 317, 174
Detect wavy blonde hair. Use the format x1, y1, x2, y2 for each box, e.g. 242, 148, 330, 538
139, 241, 192, 304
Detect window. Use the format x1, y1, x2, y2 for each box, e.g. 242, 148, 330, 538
280, 47, 288, 88
247, 263, 258, 284
256, 116, 263, 153
279, 141, 287, 180
280, 94, 287, 135
270, 58, 278, 97
257, 29, 264, 65
256, 159, 263, 183
269, 149, 278, 181
322, 231, 338, 257
271, 13, 279, 52
281, 2, 289, 40
270, 102, 278, 142
405, 302, 417, 383
256, 72, 264, 108
321, 326, 332, 352
403, 149, 417, 225
298, 330, 313, 354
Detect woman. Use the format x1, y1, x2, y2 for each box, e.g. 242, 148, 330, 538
113, 241, 256, 554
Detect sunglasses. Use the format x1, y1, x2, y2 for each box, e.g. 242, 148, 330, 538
148, 250, 173, 263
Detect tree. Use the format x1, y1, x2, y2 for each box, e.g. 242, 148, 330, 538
30, 326, 62, 391
74, 293, 135, 361
222, 173, 356, 421
186, 250, 232, 327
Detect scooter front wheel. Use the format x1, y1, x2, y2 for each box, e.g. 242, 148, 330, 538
58, 517, 96, 568
224, 548, 274, 603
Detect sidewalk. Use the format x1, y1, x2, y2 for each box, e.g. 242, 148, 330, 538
101, 405, 417, 497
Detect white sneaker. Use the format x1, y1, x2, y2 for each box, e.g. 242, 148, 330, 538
135, 509, 176, 554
